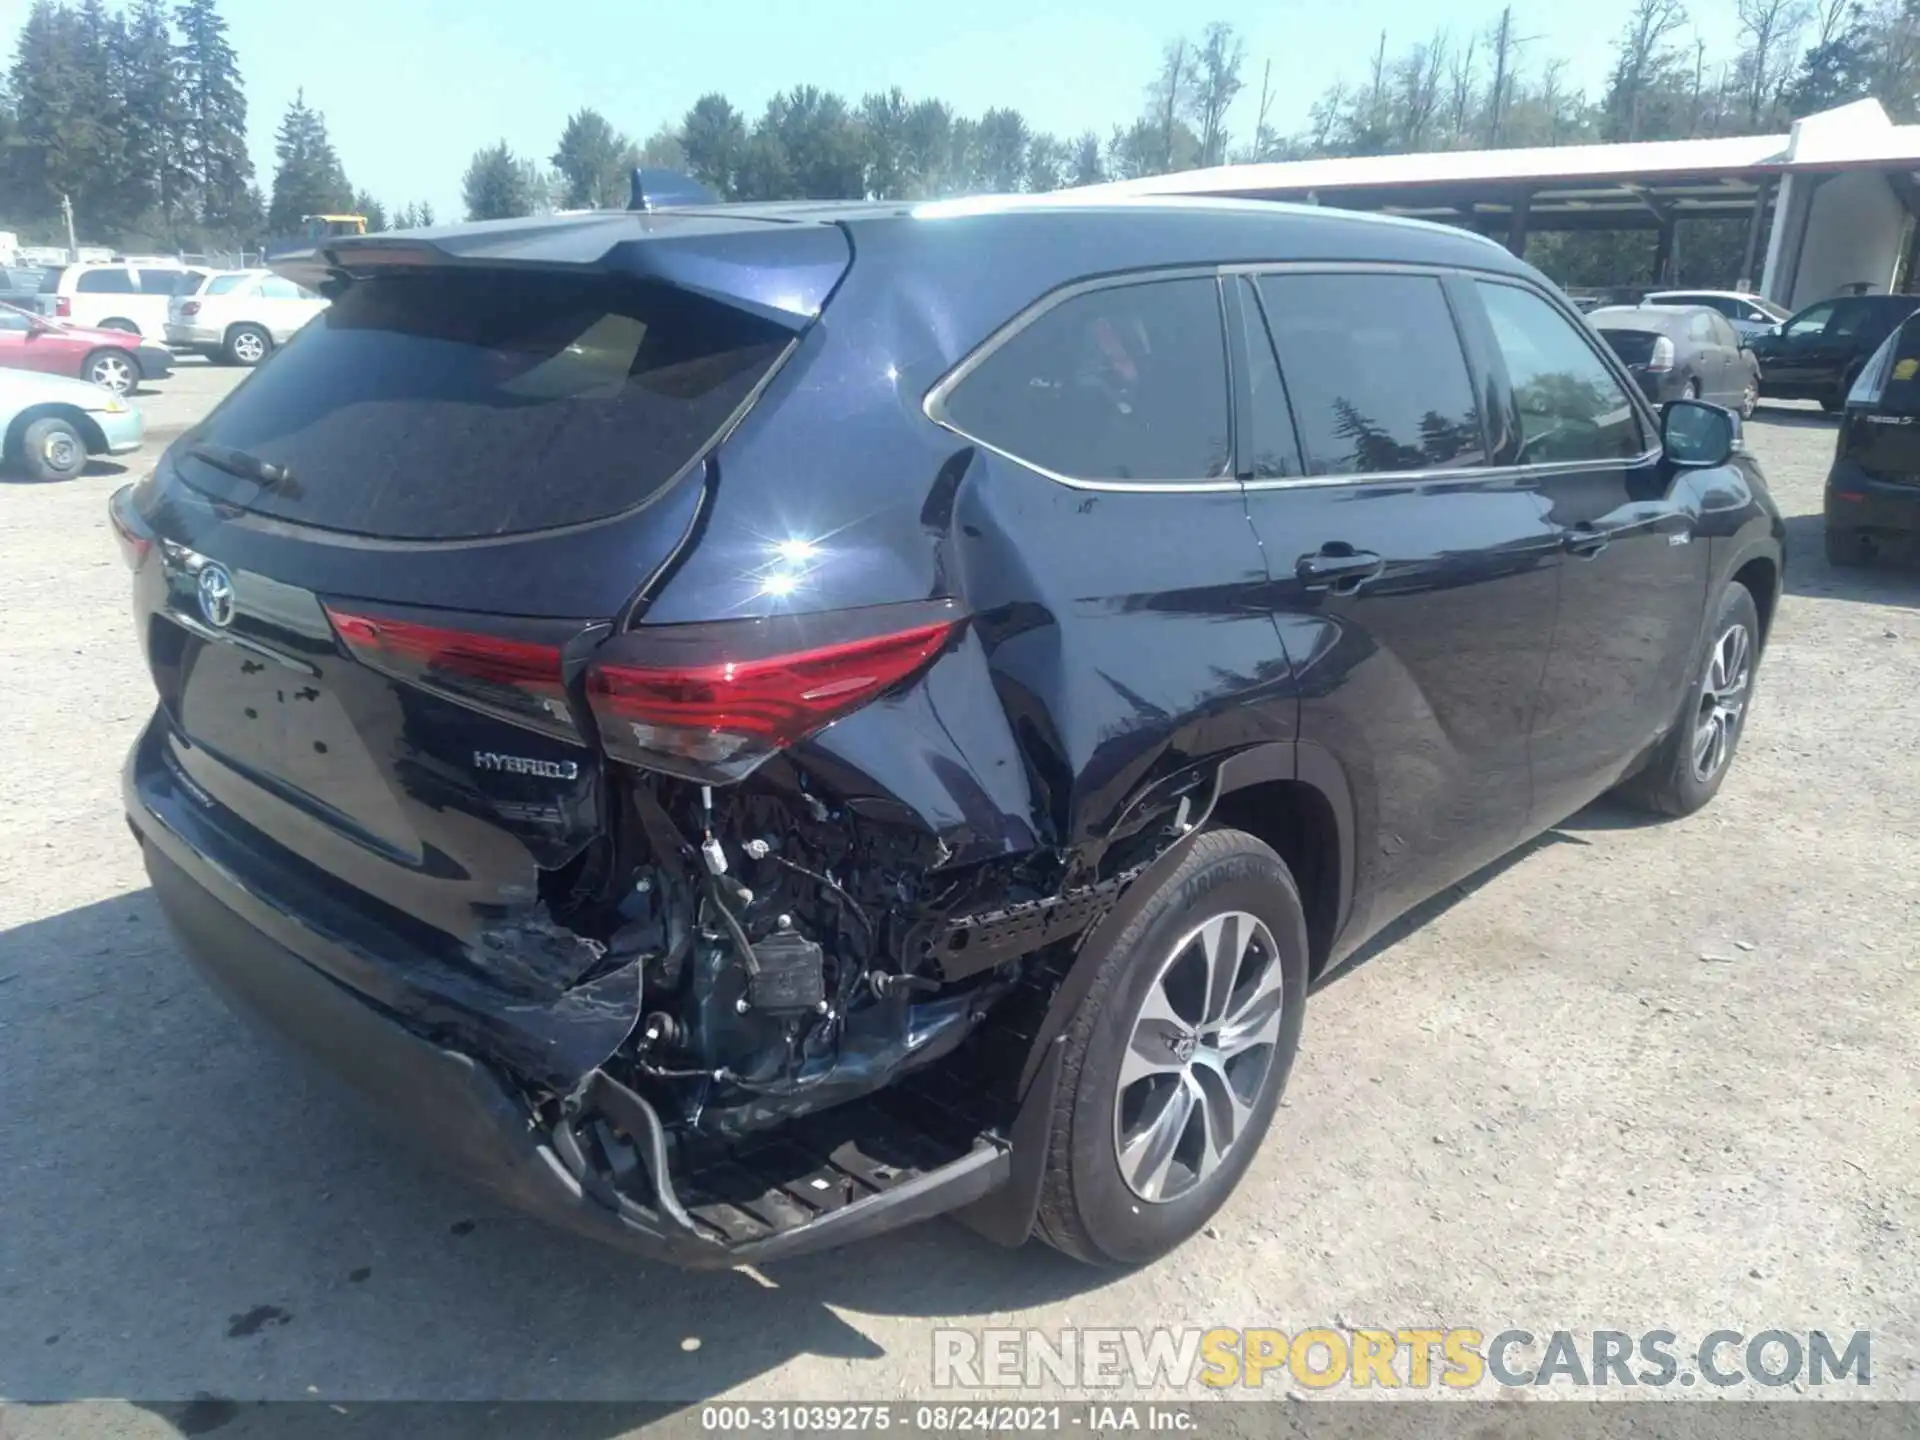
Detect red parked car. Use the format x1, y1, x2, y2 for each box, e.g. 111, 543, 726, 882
0, 301, 172, 395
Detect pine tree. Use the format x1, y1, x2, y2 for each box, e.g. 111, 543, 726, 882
119, 0, 189, 243
9, 2, 123, 234
267, 88, 351, 234
462, 140, 535, 220
551, 107, 629, 208
351, 189, 386, 231
176, 0, 254, 242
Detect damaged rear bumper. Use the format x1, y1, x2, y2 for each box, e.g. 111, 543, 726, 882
125, 730, 1011, 1268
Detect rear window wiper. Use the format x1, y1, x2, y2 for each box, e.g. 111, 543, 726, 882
188, 442, 301, 494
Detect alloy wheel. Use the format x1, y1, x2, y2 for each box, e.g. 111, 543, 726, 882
1112, 910, 1285, 1204
89, 354, 134, 394
1693, 622, 1752, 782
233, 331, 266, 363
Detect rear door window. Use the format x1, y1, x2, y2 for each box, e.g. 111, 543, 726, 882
1255, 272, 1485, 475
177, 268, 794, 540
939, 276, 1232, 482
206, 274, 253, 296
260, 276, 304, 300
1475, 281, 1646, 464
76, 268, 136, 294
138, 268, 190, 294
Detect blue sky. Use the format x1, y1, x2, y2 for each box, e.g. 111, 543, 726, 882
3, 0, 1744, 218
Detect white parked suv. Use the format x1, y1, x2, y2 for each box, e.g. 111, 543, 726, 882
164, 269, 328, 365
37, 262, 204, 338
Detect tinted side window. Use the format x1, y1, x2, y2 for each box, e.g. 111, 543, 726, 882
1785, 302, 1835, 337
942, 277, 1231, 482
76, 268, 136, 294
138, 269, 186, 294
1256, 272, 1484, 475
1475, 281, 1645, 464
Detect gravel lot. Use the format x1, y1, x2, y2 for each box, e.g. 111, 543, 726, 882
2, 372, 1916, 1425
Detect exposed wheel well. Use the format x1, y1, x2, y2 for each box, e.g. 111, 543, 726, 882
1731, 556, 1779, 644
1210, 779, 1342, 976
4, 405, 108, 462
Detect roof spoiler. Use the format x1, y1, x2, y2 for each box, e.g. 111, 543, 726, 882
629, 168, 719, 212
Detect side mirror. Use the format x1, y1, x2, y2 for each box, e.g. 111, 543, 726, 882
1663, 399, 1736, 466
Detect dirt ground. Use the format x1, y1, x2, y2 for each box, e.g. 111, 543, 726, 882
1, 368, 1915, 1427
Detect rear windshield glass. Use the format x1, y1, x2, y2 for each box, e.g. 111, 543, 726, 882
1597, 329, 1662, 365
177, 269, 791, 539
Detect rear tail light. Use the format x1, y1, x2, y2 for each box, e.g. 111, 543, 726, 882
585, 602, 963, 783
107, 485, 150, 569
54, 297, 71, 318
324, 604, 582, 740
1648, 335, 1676, 372
182, 301, 201, 317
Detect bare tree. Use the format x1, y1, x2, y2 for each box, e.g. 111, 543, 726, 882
1396, 32, 1451, 149
1447, 34, 1479, 145
1735, 0, 1809, 129
1186, 22, 1247, 166
1485, 7, 1521, 145
1148, 38, 1192, 172
1248, 58, 1277, 160
1606, 0, 1691, 140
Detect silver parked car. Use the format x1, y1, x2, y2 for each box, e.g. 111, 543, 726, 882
0, 367, 143, 481
1643, 289, 1791, 341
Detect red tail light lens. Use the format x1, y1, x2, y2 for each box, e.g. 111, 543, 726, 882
1648, 335, 1676, 373
182, 300, 201, 317
55, 297, 71, 318
325, 605, 582, 740
586, 604, 962, 782
107, 485, 150, 570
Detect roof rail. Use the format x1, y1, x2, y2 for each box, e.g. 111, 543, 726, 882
629, 168, 719, 212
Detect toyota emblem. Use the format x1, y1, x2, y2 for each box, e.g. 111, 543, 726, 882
197, 563, 236, 629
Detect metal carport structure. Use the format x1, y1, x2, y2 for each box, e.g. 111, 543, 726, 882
1081, 99, 1920, 311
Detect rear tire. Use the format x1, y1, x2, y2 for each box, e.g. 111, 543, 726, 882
1614, 581, 1761, 818
225, 324, 270, 367
14, 417, 89, 482
83, 348, 139, 395
1825, 524, 1867, 568
1034, 828, 1308, 1266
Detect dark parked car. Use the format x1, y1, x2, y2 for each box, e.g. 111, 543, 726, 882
1589, 304, 1760, 415
113, 193, 1784, 1269
1825, 311, 1920, 565
1747, 292, 1920, 410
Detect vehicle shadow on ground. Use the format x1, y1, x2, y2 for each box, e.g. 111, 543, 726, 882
0, 892, 1104, 1415
1749, 403, 1836, 429
1780, 512, 1920, 609
1318, 826, 1589, 988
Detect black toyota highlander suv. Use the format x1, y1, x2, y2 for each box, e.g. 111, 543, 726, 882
113, 188, 1785, 1269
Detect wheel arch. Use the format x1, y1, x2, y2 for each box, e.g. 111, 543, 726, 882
1018, 740, 1354, 1096
1724, 545, 1781, 645
4, 404, 108, 461
959, 738, 1356, 1249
